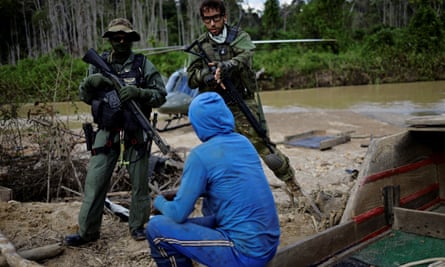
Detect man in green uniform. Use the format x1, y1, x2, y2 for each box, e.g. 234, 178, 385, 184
65, 18, 167, 246
187, 0, 304, 203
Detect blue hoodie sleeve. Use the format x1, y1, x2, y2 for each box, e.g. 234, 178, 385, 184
153, 150, 207, 223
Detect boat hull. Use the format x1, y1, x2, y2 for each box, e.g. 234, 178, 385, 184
267, 116, 445, 267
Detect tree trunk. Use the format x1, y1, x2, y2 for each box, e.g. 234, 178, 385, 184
176, 1, 185, 46
186, 0, 202, 44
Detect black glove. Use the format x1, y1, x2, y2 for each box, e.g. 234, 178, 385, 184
204, 73, 218, 88
217, 60, 237, 79
119, 85, 141, 102
83, 73, 113, 91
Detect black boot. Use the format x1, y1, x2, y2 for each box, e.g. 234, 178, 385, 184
131, 228, 146, 241
64, 233, 99, 246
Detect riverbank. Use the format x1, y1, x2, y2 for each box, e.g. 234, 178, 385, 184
157, 109, 404, 201
0, 109, 406, 266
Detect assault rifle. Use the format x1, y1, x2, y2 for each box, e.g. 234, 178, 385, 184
185, 40, 277, 155
184, 41, 323, 220
82, 48, 171, 155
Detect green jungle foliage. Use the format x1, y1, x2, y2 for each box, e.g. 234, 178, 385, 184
1, 29, 445, 104
1, 34, 444, 104
0, 49, 86, 103
1, 0, 444, 103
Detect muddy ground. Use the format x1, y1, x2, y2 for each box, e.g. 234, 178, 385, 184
0, 109, 404, 266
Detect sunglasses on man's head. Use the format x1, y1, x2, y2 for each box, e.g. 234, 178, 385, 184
110, 35, 131, 42
202, 14, 223, 24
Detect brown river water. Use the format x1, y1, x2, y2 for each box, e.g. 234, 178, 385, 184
260, 80, 445, 126
23, 80, 445, 128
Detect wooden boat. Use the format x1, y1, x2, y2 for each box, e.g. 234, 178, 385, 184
267, 115, 445, 267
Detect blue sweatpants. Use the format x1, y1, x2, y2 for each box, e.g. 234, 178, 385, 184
146, 215, 273, 267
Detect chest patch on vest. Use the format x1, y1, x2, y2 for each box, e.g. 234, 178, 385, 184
124, 77, 136, 84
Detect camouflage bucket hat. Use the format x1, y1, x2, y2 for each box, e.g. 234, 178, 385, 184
102, 18, 141, 42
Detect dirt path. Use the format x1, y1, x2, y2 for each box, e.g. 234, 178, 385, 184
0, 109, 404, 266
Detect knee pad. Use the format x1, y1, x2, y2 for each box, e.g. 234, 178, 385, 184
264, 153, 284, 171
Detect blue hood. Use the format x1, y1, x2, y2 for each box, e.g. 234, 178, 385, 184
188, 92, 234, 142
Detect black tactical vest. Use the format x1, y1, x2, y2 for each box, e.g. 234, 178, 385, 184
91, 53, 146, 131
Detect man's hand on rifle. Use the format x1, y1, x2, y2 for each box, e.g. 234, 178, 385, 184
209, 60, 234, 89
199, 67, 217, 89
83, 73, 113, 91
217, 60, 236, 78
119, 85, 155, 102
119, 85, 140, 102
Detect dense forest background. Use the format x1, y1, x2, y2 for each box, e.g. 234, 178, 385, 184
0, 0, 445, 102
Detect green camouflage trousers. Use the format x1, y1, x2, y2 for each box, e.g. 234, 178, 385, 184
228, 99, 295, 182
78, 129, 150, 240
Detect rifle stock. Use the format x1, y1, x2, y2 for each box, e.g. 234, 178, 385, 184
83, 49, 114, 74
82, 48, 171, 155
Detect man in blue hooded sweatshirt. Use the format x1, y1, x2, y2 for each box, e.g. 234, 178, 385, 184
146, 92, 280, 267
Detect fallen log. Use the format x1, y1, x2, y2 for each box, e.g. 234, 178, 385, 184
18, 243, 64, 262
0, 231, 42, 267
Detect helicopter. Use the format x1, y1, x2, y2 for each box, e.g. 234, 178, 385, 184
143, 39, 337, 132
155, 67, 198, 132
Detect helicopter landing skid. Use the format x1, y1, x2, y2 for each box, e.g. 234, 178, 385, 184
156, 115, 191, 132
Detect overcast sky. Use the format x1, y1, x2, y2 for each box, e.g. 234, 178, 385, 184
241, 0, 293, 12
